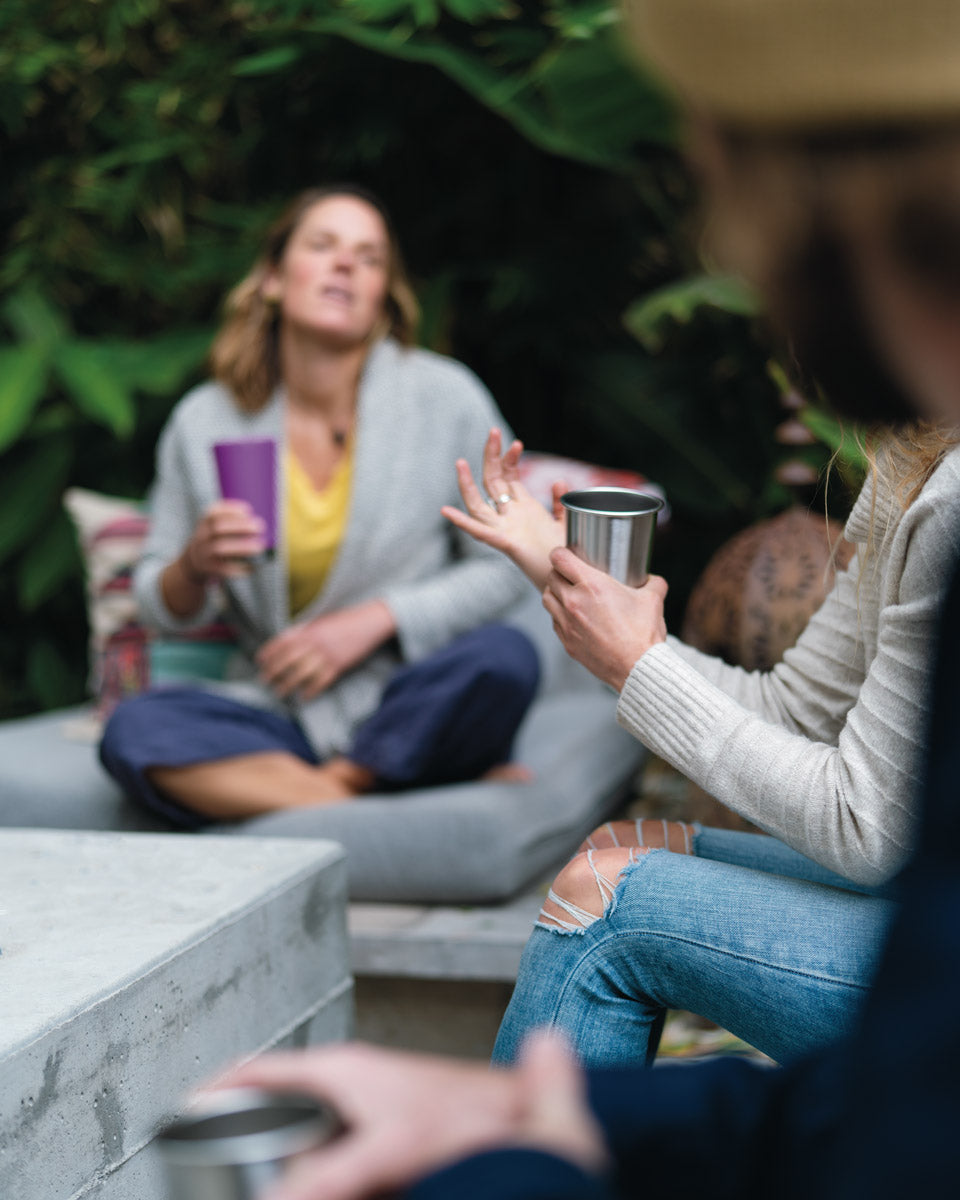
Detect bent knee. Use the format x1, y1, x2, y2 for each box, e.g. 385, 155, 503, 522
579, 819, 695, 855
99, 695, 151, 764
473, 625, 541, 692
538, 847, 643, 930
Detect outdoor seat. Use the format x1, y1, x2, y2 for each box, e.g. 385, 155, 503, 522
0, 590, 645, 903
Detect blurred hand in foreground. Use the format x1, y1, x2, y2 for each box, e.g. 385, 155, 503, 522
210, 1031, 609, 1200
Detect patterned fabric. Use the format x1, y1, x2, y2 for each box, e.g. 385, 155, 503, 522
62, 486, 236, 716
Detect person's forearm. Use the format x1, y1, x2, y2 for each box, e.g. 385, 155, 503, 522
353, 598, 399, 656
160, 552, 210, 618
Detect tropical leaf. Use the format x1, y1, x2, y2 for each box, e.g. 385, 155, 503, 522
0, 343, 50, 453
232, 45, 303, 75
2, 289, 67, 345
799, 407, 869, 473
0, 441, 73, 565
442, 0, 514, 22
93, 329, 212, 395
17, 509, 80, 612
531, 32, 675, 153
624, 274, 761, 351
304, 14, 674, 168
53, 342, 136, 438
544, 0, 619, 40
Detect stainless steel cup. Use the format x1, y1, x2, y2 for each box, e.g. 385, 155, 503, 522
561, 487, 664, 587
155, 1087, 342, 1200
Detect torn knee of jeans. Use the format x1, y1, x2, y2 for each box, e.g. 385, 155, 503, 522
582, 818, 697, 855
535, 847, 648, 934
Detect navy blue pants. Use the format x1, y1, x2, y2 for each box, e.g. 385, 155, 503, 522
99, 623, 540, 828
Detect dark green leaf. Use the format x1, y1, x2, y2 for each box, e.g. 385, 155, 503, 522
54, 342, 136, 438
305, 15, 669, 168
0, 441, 73, 565
2, 290, 68, 345
0, 343, 51, 453
232, 45, 303, 75
93, 330, 212, 395
799, 407, 869, 473
442, 0, 513, 21
17, 510, 80, 612
624, 275, 761, 351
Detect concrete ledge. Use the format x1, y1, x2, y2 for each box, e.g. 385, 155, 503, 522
348, 878, 548, 1059
0, 830, 352, 1200
348, 881, 544, 983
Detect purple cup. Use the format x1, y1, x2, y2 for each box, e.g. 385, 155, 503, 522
213, 438, 277, 551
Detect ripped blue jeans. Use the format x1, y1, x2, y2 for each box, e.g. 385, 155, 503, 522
492, 826, 894, 1068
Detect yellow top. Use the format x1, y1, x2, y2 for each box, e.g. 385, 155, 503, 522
285, 447, 353, 617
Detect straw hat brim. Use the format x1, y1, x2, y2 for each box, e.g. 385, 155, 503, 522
623, 0, 960, 131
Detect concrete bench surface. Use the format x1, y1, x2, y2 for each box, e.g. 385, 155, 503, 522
348, 878, 546, 983
0, 829, 352, 1200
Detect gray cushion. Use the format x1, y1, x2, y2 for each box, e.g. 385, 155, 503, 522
0, 597, 645, 901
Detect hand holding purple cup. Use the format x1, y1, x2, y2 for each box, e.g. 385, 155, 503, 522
213, 438, 278, 559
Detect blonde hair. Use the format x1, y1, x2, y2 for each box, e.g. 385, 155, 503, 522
869, 422, 958, 512
209, 186, 420, 412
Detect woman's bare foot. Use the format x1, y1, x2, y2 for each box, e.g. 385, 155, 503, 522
481, 762, 534, 784
307, 756, 377, 801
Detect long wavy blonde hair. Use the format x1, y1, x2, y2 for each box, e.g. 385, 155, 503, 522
870, 423, 958, 512
209, 185, 421, 412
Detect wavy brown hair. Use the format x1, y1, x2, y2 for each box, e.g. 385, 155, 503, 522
209, 185, 420, 412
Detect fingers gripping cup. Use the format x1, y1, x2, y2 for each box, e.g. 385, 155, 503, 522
212, 439, 278, 555
561, 487, 664, 587
155, 1087, 343, 1200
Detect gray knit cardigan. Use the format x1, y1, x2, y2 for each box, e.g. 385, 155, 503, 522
619, 442, 960, 886
134, 338, 528, 756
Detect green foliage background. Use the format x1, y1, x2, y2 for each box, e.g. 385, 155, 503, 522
0, 0, 853, 718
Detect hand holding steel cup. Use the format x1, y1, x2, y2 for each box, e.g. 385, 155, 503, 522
560, 487, 663, 587
155, 1086, 343, 1200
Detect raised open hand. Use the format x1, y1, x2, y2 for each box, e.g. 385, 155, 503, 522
442, 428, 568, 591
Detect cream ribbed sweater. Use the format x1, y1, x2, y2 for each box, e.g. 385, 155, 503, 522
618, 443, 960, 886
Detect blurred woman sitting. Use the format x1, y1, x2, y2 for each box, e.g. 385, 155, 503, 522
100, 185, 538, 825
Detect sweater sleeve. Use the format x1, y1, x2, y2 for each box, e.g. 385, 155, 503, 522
133, 400, 223, 634
406, 1148, 611, 1200
405, 1053, 843, 1200
616, 460, 960, 885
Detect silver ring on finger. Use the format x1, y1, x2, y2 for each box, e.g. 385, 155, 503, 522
496, 492, 512, 507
